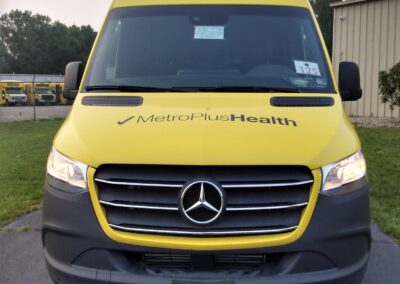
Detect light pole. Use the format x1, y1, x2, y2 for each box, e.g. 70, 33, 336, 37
32, 74, 36, 121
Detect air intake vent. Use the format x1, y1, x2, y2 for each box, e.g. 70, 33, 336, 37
142, 253, 279, 269
81, 96, 143, 106
270, 96, 334, 107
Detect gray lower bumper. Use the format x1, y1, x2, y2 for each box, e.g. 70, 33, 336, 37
42, 177, 370, 284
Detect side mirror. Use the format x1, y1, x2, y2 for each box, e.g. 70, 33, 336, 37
63, 62, 84, 101
339, 61, 362, 101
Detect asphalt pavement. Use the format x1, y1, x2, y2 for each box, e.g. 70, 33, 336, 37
0, 211, 399, 284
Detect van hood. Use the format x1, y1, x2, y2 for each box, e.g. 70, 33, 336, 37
9, 94, 27, 99
54, 93, 360, 169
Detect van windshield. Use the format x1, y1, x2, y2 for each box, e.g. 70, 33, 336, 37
37, 89, 52, 94
6, 88, 24, 94
84, 5, 335, 93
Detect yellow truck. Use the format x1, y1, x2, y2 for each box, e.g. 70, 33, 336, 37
0, 80, 28, 106
43, 1, 370, 283
50, 83, 67, 104
23, 83, 34, 105
31, 83, 57, 105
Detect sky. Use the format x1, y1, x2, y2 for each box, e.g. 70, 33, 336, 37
0, 0, 112, 31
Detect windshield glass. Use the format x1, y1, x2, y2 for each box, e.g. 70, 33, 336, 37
6, 88, 24, 94
84, 5, 334, 93
37, 89, 52, 94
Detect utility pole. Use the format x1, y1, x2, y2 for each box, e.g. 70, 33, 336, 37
32, 74, 36, 121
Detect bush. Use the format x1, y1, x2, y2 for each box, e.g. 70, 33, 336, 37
379, 62, 400, 110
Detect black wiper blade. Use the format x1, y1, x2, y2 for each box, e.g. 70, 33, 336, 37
85, 85, 301, 93
211, 86, 302, 93
85, 85, 184, 92
172, 86, 301, 93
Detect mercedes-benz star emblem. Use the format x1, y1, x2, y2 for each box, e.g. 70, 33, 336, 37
179, 181, 225, 225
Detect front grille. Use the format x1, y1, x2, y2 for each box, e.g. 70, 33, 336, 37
13, 96, 25, 102
95, 166, 314, 237
41, 95, 54, 101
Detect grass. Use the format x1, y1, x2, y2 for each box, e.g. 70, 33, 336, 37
0, 119, 63, 227
0, 120, 399, 242
357, 127, 400, 242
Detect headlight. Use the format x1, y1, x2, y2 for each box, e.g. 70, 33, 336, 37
47, 148, 88, 189
321, 151, 366, 192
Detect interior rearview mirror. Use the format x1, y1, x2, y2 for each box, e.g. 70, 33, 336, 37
339, 61, 362, 101
63, 62, 84, 101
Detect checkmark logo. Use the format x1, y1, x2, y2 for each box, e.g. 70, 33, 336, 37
117, 116, 135, 125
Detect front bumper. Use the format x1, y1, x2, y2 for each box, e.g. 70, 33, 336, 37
36, 96, 56, 104
8, 96, 27, 104
42, 177, 370, 284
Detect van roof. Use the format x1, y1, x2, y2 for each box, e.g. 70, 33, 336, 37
0, 80, 23, 83
111, 0, 311, 9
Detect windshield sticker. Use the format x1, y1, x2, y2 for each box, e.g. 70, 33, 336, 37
294, 60, 321, 76
194, 26, 225, 40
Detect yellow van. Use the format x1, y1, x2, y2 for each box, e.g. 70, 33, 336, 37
43, 1, 370, 283
33, 83, 57, 105
23, 83, 34, 105
49, 83, 65, 104
0, 80, 28, 106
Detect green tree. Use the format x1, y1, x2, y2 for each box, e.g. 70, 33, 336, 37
0, 10, 96, 74
67, 25, 97, 64
379, 62, 400, 110
0, 10, 52, 73
0, 40, 10, 72
310, 0, 334, 56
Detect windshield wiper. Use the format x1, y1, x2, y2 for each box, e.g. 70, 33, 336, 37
172, 86, 302, 93
85, 85, 301, 93
85, 85, 185, 92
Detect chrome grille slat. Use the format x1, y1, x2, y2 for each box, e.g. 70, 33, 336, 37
222, 180, 314, 188
95, 178, 313, 189
109, 224, 298, 236
95, 178, 183, 188
99, 200, 179, 211
225, 202, 308, 212
99, 200, 308, 212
